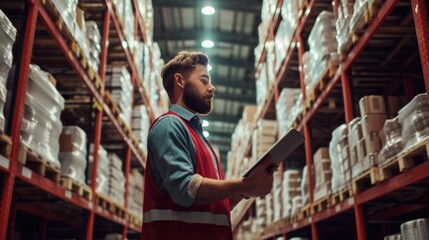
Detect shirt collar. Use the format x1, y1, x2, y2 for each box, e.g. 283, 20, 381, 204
169, 104, 200, 122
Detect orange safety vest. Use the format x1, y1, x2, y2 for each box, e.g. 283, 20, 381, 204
141, 112, 232, 240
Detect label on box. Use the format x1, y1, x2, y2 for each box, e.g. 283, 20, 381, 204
65, 190, 72, 199
22, 167, 32, 179
0, 156, 9, 169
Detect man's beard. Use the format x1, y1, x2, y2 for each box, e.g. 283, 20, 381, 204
183, 82, 213, 115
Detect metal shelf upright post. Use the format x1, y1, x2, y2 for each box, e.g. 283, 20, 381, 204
0, 2, 38, 238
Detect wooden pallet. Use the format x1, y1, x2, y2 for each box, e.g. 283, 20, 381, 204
301, 204, 311, 218
352, 167, 379, 194
304, 64, 338, 112
312, 195, 330, 214
330, 187, 353, 205
289, 211, 303, 223
379, 139, 429, 181
19, 145, 60, 183
97, 193, 127, 218
60, 177, 92, 201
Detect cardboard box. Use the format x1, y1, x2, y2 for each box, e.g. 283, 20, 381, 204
358, 139, 366, 161
364, 132, 381, 154
59, 134, 77, 152
348, 120, 363, 148
361, 114, 387, 134
386, 96, 408, 117
314, 147, 330, 162
359, 95, 386, 115
76, 7, 85, 30
243, 105, 257, 124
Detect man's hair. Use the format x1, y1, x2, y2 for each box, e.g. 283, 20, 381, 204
161, 51, 209, 99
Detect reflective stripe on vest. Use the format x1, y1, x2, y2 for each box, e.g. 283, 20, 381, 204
143, 209, 230, 226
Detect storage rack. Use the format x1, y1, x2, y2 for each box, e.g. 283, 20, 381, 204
232, 0, 429, 239
0, 0, 155, 239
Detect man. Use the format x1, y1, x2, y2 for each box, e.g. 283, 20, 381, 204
142, 51, 274, 240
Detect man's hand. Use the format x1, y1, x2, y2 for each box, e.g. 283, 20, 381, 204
241, 157, 275, 198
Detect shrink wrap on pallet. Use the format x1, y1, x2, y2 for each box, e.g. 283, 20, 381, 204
59, 126, 87, 184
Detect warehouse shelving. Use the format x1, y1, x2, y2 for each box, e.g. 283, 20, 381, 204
0, 0, 155, 238
232, 0, 429, 239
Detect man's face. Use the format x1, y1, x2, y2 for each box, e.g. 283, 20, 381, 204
182, 64, 216, 115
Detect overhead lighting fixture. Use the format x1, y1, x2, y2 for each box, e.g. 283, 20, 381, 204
207, 64, 213, 71
202, 120, 210, 127
203, 131, 210, 138
201, 40, 214, 48
201, 6, 215, 15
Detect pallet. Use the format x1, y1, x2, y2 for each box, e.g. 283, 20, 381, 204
379, 139, 429, 181
304, 64, 338, 112
352, 167, 379, 194
312, 195, 330, 214
19, 145, 60, 183
289, 211, 303, 223
301, 204, 311, 218
60, 177, 92, 201
96, 193, 127, 219
0, 134, 12, 159
330, 187, 353, 205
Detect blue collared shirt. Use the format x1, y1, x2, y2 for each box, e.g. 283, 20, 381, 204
147, 104, 219, 207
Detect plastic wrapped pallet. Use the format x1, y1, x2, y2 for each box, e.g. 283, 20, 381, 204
313, 148, 332, 201
88, 144, 109, 194
290, 196, 302, 217
132, 105, 150, 155
59, 126, 87, 184
378, 117, 403, 165
51, 0, 78, 38
284, 93, 303, 130
108, 153, 126, 206
106, 66, 133, 124
252, 120, 277, 163
7, 64, 64, 169
301, 166, 309, 205
0, 10, 17, 89
273, 170, 283, 221
255, 197, 268, 229
398, 93, 429, 149
122, 0, 135, 52
401, 218, 429, 240
282, 170, 301, 218
86, 21, 101, 73
330, 124, 351, 193
276, 88, 302, 137
335, 0, 354, 53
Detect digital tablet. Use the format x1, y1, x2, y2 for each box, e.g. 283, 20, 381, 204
242, 128, 305, 178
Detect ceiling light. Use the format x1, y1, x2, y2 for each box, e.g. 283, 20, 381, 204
202, 120, 210, 127
207, 64, 213, 71
201, 6, 215, 15
203, 131, 210, 138
201, 40, 214, 48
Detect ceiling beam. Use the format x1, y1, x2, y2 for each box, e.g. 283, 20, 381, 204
201, 113, 240, 124
154, 30, 258, 46
162, 55, 254, 69
152, 0, 261, 13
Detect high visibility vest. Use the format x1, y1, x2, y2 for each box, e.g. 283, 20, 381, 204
141, 111, 232, 240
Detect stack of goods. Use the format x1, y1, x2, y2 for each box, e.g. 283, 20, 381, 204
398, 93, 429, 149
85, 21, 101, 73
7, 65, 64, 169
350, 0, 370, 32
282, 170, 301, 219
0, 10, 16, 131
256, 63, 268, 112
300, 166, 309, 205
123, 0, 135, 52
132, 105, 150, 155
352, 96, 387, 178
265, 191, 274, 225
255, 197, 269, 230
386, 96, 408, 118
384, 234, 401, 240
134, 41, 145, 78
303, 11, 339, 96
378, 117, 402, 165
88, 144, 109, 194
74, 7, 89, 60
105, 233, 122, 240
137, 0, 154, 43
329, 124, 351, 193
348, 117, 363, 172
276, 88, 302, 137
272, 170, 283, 221
265, 41, 276, 86
252, 120, 278, 164
284, 93, 303, 130
127, 169, 143, 218
106, 66, 133, 124
400, 218, 429, 240
51, 0, 78, 38
335, 0, 354, 53
313, 148, 332, 201
108, 153, 126, 207
58, 126, 87, 184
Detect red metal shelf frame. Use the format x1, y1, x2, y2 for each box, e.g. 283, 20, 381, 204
0, 0, 151, 238
234, 0, 429, 239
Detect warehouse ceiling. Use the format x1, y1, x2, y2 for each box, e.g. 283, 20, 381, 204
153, 0, 262, 165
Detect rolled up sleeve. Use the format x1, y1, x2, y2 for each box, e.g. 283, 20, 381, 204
148, 117, 197, 207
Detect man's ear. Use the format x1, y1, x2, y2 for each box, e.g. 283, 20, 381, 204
174, 73, 185, 89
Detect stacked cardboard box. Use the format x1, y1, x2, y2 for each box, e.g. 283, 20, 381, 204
351, 96, 387, 178
7, 65, 64, 169
108, 154, 126, 207
132, 105, 150, 156
300, 166, 309, 205
58, 126, 87, 184
265, 191, 274, 225
335, 0, 354, 53
282, 170, 301, 218
398, 93, 429, 149
252, 120, 278, 164
313, 148, 332, 201
85, 21, 101, 73
106, 66, 133, 124
88, 144, 109, 194
127, 169, 143, 218
272, 170, 283, 222
255, 197, 269, 229
276, 88, 302, 137
0, 10, 16, 131
329, 124, 352, 193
